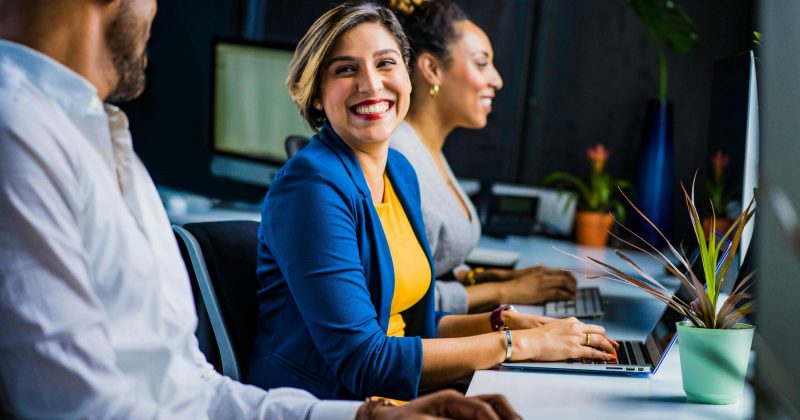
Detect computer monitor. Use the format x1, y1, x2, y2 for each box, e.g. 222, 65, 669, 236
210, 39, 315, 187
706, 50, 759, 265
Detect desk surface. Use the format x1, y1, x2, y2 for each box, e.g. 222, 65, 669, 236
469, 235, 754, 419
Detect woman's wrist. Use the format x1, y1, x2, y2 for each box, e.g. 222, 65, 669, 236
495, 330, 510, 365
496, 280, 513, 304
482, 268, 512, 283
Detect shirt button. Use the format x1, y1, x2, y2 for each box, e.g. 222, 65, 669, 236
89, 97, 101, 111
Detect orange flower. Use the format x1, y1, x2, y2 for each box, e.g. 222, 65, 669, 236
711, 150, 730, 181
587, 144, 610, 173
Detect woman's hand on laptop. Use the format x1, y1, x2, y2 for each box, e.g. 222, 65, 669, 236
496, 265, 577, 305
509, 317, 618, 362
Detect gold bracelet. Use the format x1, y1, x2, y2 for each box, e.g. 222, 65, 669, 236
356, 397, 398, 420
465, 267, 484, 286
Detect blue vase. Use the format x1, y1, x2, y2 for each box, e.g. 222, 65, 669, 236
634, 100, 674, 245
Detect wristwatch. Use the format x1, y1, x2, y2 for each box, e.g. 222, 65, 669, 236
490, 304, 517, 331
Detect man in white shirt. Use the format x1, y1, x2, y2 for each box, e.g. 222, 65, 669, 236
0, 0, 517, 418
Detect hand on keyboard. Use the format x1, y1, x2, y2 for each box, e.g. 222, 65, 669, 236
496, 265, 577, 305
508, 317, 619, 362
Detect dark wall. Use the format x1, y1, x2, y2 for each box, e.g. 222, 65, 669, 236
510, 0, 753, 240
122, 0, 262, 201
124, 0, 754, 231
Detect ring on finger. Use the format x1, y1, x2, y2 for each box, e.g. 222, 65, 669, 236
585, 333, 592, 346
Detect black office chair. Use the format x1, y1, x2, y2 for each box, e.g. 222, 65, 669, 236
284, 135, 310, 158
173, 221, 260, 382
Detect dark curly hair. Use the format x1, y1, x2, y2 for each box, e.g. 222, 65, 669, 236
388, 0, 469, 68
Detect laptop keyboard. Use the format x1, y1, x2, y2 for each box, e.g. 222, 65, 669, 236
545, 287, 603, 318
566, 341, 643, 366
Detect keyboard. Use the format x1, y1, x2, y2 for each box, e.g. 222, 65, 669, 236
544, 287, 604, 318
566, 340, 648, 368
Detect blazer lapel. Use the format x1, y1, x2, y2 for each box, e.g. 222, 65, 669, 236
317, 124, 395, 328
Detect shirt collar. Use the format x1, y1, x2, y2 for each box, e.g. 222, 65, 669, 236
0, 39, 104, 119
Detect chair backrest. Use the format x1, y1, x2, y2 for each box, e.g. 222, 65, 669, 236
173, 221, 260, 381
284, 135, 310, 158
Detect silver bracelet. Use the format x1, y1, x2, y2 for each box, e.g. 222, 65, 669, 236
504, 327, 513, 362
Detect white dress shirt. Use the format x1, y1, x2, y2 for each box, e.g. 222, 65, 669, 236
0, 40, 359, 419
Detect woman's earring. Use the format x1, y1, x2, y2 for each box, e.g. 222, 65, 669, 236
313, 100, 322, 111
429, 84, 440, 98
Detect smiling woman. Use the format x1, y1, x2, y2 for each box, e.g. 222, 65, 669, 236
249, 1, 618, 401
318, 22, 411, 150
388, 0, 579, 315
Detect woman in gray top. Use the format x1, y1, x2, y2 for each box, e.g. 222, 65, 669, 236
390, 0, 577, 313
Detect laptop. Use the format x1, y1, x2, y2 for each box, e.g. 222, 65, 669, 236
503, 289, 684, 374
503, 238, 734, 375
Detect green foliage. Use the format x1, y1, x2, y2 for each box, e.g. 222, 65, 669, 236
544, 145, 632, 220
624, 0, 699, 100
543, 170, 633, 221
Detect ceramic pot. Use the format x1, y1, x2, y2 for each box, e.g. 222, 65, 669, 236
702, 217, 733, 237
676, 321, 754, 404
574, 211, 613, 247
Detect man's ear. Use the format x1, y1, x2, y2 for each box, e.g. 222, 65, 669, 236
415, 52, 443, 86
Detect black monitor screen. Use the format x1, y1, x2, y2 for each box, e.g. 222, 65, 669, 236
213, 40, 315, 164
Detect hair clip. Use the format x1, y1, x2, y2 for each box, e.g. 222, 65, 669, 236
390, 0, 426, 15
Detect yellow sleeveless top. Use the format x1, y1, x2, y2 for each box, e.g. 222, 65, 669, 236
374, 175, 431, 337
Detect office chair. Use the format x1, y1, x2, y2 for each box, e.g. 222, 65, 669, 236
173, 221, 260, 382
284, 135, 310, 158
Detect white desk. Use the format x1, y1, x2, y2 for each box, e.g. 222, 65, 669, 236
468, 235, 755, 419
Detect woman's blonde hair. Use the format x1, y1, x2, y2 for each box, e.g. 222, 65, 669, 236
287, 2, 410, 131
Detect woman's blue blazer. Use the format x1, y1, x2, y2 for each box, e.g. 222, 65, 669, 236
248, 124, 444, 400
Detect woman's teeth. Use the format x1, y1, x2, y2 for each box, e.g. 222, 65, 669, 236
354, 102, 390, 115
480, 98, 493, 107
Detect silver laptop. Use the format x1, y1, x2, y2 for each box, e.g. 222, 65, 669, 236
503, 238, 733, 375
502, 292, 683, 374
544, 287, 604, 318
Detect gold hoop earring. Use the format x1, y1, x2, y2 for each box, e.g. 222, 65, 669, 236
429, 84, 440, 98
313, 100, 322, 111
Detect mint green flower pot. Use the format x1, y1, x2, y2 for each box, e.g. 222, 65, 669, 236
676, 321, 754, 404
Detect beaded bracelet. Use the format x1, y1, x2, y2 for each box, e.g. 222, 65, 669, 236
465, 267, 484, 286
355, 397, 397, 420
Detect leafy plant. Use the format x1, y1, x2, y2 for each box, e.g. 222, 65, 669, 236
567, 176, 756, 329
543, 144, 633, 221
625, 0, 699, 100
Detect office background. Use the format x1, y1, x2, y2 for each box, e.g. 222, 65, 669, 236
117, 1, 800, 414
121, 0, 754, 240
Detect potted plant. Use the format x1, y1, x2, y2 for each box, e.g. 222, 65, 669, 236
703, 150, 735, 235
625, 0, 699, 244
543, 144, 633, 247
575, 178, 755, 404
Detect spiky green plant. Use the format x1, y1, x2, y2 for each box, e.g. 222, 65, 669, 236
567, 176, 755, 329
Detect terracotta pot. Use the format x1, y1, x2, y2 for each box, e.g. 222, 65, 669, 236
575, 211, 614, 247
702, 217, 733, 237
